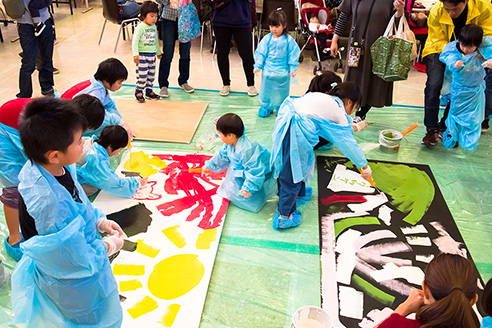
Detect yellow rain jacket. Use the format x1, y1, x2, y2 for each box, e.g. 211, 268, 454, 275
422, 0, 492, 58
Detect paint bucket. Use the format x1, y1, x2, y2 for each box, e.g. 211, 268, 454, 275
291, 306, 332, 328
379, 129, 403, 153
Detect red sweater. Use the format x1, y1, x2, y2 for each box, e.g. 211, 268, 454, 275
0, 98, 32, 129
378, 313, 422, 328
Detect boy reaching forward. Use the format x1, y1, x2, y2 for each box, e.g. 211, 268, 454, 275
11, 98, 124, 327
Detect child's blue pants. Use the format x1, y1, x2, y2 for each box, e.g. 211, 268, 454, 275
277, 124, 306, 217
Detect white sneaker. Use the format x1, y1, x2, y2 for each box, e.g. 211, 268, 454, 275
247, 86, 257, 97
220, 86, 230, 96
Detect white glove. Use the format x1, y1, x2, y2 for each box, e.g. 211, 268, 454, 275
361, 165, 372, 180
253, 68, 261, 74
97, 218, 126, 238
103, 234, 124, 256
353, 120, 367, 132
482, 59, 492, 69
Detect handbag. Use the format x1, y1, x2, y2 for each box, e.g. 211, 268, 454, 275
347, 0, 377, 68
177, 0, 201, 43
370, 14, 415, 82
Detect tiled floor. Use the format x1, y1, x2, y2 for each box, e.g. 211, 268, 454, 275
0, 0, 427, 106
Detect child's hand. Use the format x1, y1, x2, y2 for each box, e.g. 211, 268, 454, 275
353, 120, 367, 132
290, 71, 297, 78
133, 55, 139, 65
103, 234, 125, 256
361, 165, 372, 180
157, 54, 162, 60
483, 59, 492, 69
394, 289, 424, 317
202, 166, 211, 175
454, 60, 464, 68
139, 177, 148, 186
97, 218, 127, 238
239, 190, 252, 198
121, 121, 134, 141
253, 68, 261, 74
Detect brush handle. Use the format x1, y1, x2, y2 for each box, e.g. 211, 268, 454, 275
189, 168, 203, 173
401, 123, 418, 137
367, 177, 376, 187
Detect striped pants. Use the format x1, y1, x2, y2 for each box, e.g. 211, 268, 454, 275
135, 53, 156, 95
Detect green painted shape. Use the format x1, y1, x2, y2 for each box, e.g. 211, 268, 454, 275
220, 236, 319, 255
334, 217, 380, 237
371, 162, 435, 225
352, 274, 395, 306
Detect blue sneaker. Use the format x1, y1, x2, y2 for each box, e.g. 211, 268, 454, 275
258, 106, 273, 117
272, 211, 302, 229
4, 236, 23, 262
296, 187, 313, 207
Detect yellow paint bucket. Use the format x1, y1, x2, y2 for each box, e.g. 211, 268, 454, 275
291, 306, 332, 328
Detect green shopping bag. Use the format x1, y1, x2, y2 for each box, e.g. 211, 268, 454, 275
371, 15, 415, 82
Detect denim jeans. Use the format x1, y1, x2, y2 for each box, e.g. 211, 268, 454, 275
158, 18, 190, 88
424, 53, 445, 131
17, 19, 54, 98
485, 69, 492, 122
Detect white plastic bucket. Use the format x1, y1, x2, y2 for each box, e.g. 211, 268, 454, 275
291, 306, 332, 328
379, 129, 403, 152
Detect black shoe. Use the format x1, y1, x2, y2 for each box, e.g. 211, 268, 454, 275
34, 22, 46, 37
41, 88, 55, 98
145, 91, 160, 100
422, 129, 439, 146
482, 120, 489, 133
135, 93, 145, 103
53, 67, 60, 74
18, 52, 23, 59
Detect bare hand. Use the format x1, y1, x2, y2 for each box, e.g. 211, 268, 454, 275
253, 68, 261, 74
157, 54, 162, 60
483, 59, 492, 69
133, 55, 139, 65
202, 166, 211, 175
394, 0, 404, 16
290, 71, 297, 78
330, 40, 339, 57
120, 121, 134, 141
454, 60, 464, 68
139, 177, 148, 186
239, 190, 252, 198
394, 289, 425, 317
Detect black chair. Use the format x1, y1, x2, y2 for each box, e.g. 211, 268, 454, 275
51, 0, 75, 15
257, 0, 297, 42
98, 0, 139, 53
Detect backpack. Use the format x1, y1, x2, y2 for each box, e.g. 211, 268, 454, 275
3, 0, 26, 19
117, 0, 140, 19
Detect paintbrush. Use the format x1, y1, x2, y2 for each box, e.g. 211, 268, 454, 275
366, 176, 385, 195
121, 170, 142, 178
188, 168, 202, 173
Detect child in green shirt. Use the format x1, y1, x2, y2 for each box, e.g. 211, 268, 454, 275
132, 1, 162, 103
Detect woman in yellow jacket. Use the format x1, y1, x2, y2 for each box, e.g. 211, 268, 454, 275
421, 0, 492, 146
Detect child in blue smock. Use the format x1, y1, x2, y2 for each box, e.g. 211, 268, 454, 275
482, 278, 492, 328
202, 113, 276, 213
0, 95, 104, 262
270, 81, 372, 229
439, 24, 492, 150
75, 57, 134, 138
254, 9, 300, 117
12, 98, 124, 327
77, 125, 147, 197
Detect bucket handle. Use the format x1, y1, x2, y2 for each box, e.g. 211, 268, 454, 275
401, 123, 418, 137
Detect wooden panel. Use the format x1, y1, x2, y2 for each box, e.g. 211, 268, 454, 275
115, 99, 208, 143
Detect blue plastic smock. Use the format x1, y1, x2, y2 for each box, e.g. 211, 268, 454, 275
77, 141, 139, 197
205, 135, 277, 213
254, 33, 300, 110
11, 163, 122, 328
75, 77, 123, 137
0, 123, 27, 188
439, 37, 492, 149
270, 96, 368, 184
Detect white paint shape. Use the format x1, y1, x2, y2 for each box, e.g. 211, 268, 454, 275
348, 193, 388, 213
430, 221, 467, 257
336, 229, 361, 284
321, 252, 346, 328
405, 236, 432, 246
370, 262, 425, 286
328, 164, 375, 194
358, 307, 394, 328
339, 286, 364, 320
378, 205, 393, 226
400, 225, 428, 235
353, 230, 397, 250
355, 259, 412, 296
416, 254, 434, 263
358, 242, 413, 267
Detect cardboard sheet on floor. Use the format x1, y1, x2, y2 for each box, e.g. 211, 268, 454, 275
316, 156, 485, 328
93, 149, 228, 328
115, 99, 208, 143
